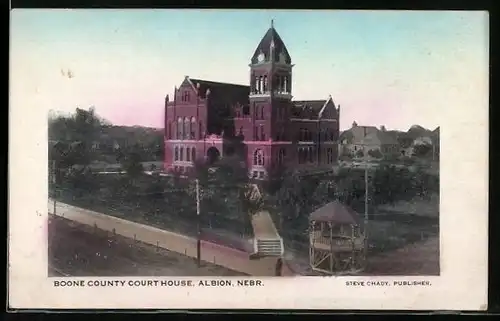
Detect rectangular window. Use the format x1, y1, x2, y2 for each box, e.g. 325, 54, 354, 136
258, 171, 264, 179
260, 126, 265, 141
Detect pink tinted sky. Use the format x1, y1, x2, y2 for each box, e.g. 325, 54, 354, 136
10, 10, 489, 131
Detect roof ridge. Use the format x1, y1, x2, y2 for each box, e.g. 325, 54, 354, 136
189, 78, 249, 88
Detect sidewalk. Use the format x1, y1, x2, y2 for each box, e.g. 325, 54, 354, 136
48, 200, 282, 276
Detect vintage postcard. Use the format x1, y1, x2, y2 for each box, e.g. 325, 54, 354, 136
9, 9, 489, 310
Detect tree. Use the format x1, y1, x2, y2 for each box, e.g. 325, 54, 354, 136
121, 151, 144, 181
48, 107, 109, 178
273, 172, 316, 228
412, 143, 432, 158
312, 179, 337, 208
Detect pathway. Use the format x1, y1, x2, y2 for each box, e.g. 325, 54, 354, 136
48, 200, 283, 276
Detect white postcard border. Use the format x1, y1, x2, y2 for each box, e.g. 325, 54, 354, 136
8, 10, 489, 311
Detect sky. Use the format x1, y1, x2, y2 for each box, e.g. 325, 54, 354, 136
10, 10, 488, 131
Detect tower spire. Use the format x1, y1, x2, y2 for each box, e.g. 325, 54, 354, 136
271, 19, 274, 28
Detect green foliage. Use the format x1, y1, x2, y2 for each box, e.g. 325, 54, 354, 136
48, 107, 164, 173
412, 144, 432, 158
121, 151, 144, 179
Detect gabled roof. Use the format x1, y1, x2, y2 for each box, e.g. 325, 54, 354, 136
309, 201, 363, 226
407, 124, 432, 139
340, 125, 398, 146
251, 24, 292, 65
361, 130, 399, 146
291, 100, 327, 118
339, 125, 378, 144
189, 78, 250, 106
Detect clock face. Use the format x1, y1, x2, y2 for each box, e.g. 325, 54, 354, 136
257, 53, 265, 62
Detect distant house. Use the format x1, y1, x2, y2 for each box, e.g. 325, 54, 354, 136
403, 125, 440, 157
339, 121, 399, 158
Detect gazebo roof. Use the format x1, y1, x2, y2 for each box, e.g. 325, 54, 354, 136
309, 201, 363, 226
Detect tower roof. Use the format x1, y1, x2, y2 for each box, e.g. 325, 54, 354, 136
250, 22, 291, 65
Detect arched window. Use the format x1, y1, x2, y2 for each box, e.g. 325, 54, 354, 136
179, 146, 184, 161
263, 75, 268, 92
254, 149, 264, 166
254, 77, 259, 94
183, 118, 190, 140
283, 76, 288, 93
299, 148, 304, 164
174, 146, 179, 161
190, 117, 196, 139
199, 122, 203, 139
191, 147, 196, 162
186, 147, 191, 161
309, 146, 313, 162
261, 106, 264, 120
177, 117, 183, 140
260, 125, 265, 141
258, 76, 263, 94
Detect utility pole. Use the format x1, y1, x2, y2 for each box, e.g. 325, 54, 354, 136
52, 160, 57, 215
363, 147, 369, 266
196, 178, 201, 267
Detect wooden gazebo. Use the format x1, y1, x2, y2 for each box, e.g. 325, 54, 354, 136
309, 201, 366, 275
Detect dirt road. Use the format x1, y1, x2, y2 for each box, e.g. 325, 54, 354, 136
48, 216, 246, 277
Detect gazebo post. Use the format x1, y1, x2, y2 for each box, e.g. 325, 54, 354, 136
309, 220, 315, 269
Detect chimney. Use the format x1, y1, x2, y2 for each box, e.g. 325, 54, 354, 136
352, 121, 358, 128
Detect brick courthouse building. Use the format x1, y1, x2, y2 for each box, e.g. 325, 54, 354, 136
164, 22, 340, 180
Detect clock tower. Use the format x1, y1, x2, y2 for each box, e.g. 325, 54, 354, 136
247, 20, 294, 178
